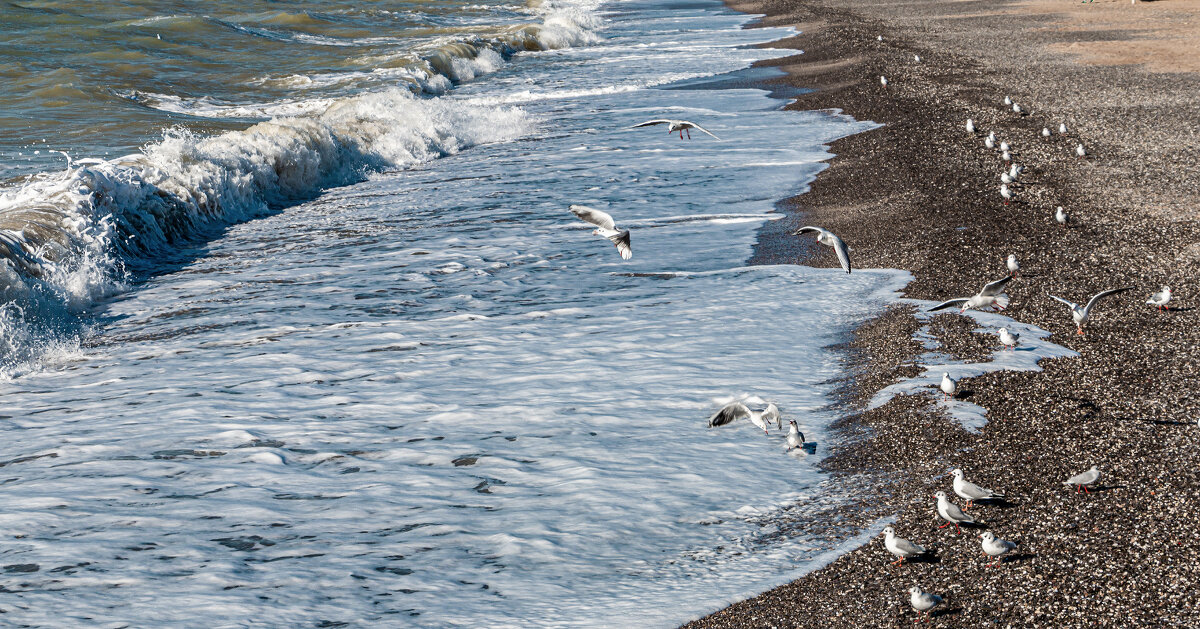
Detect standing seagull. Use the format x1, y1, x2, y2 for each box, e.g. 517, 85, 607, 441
939, 372, 957, 401
1003, 96, 1013, 106
630, 119, 720, 141
1000, 184, 1013, 204
1075, 143, 1087, 158
793, 226, 852, 273
951, 468, 1006, 508
980, 531, 1018, 567
880, 75, 889, 88
1064, 465, 1101, 493
785, 419, 818, 454
985, 135, 996, 150
569, 205, 631, 260
999, 327, 1020, 349
1042, 127, 1052, 137
934, 490, 976, 534
909, 586, 943, 623
1049, 288, 1132, 335
1055, 206, 1069, 225
1006, 254, 1020, 276
1013, 103, 1023, 115
999, 141, 1010, 152
1147, 286, 1172, 312
1059, 123, 1069, 134
882, 526, 928, 566
966, 119, 975, 133
707, 401, 780, 435
927, 276, 1014, 313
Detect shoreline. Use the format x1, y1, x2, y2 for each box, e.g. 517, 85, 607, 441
696, 0, 1200, 625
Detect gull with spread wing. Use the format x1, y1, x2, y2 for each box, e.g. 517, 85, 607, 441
707, 401, 780, 435
569, 205, 631, 260
1049, 288, 1131, 335
927, 276, 1013, 314
793, 226, 852, 273
630, 119, 720, 141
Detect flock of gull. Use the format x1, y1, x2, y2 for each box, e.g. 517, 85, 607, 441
568, 67, 1177, 623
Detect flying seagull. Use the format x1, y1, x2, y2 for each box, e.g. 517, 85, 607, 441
928, 276, 1013, 313
569, 205, 631, 260
882, 526, 929, 566
793, 226, 852, 273
630, 119, 720, 140
707, 401, 780, 435
1049, 288, 1132, 335
952, 468, 1006, 508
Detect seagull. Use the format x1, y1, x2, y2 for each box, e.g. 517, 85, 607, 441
999, 141, 1010, 152
1001, 172, 1013, 185
1009, 163, 1021, 180
1049, 288, 1132, 335
934, 490, 976, 534
630, 119, 720, 140
569, 205, 631, 260
1059, 123, 1069, 134
980, 531, 1018, 567
928, 276, 1013, 313
785, 419, 818, 454
1003, 96, 1013, 106
1000, 184, 1013, 204
1075, 143, 1087, 158
881, 75, 889, 87
1001, 150, 1012, 162
999, 327, 1020, 349
985, 136, 996, 150
966, 119, 975, 133
1147, 286, 1172, 312
952, 468, 1006, 508
1006, 254, 1019, 276
914, 54, 921, 62
707, 401, 780, 435
909, 586, 943, 623
987, 131, 996, 143
1064, 465, 1101, 493
1055, 206, 1069, 225
882, 526, 928, 566
939, 372, 957, 401
1042, 127, 1052, 137
793, 226, 852, 273
1013, 103, 1023, 115
877, 35, 883, 41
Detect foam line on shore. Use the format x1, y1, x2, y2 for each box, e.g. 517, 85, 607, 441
868, 300, 1078, 432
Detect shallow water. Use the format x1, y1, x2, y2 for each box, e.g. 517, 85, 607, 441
0, 1, 925, 626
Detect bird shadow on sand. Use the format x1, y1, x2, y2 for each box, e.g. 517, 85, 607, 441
930, 606, 962, 621
997, 552, 1036, 565
1070, 484, 1124, 495
1162, 306, 1193, 313
971, 498, 1016, 509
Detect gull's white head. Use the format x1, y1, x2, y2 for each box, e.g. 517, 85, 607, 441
951, 468, 964, 479
883, 526, 894, 537
980, 531, 995, 542
934, 490, 948, 500
1007, 254, 1017, 263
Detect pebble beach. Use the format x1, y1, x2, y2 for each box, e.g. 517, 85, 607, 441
688, 0, 1200, 625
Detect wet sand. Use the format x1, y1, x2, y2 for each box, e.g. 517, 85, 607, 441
688, 0, 1200, 625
